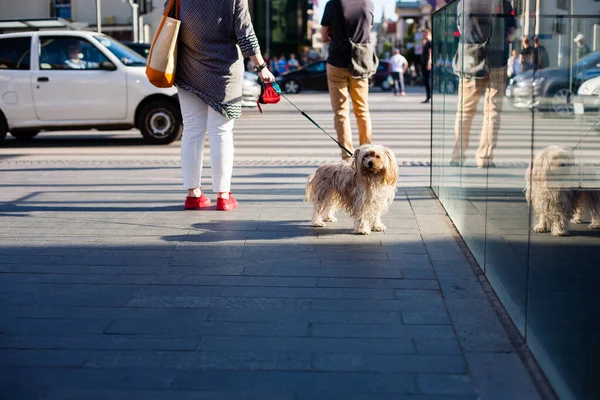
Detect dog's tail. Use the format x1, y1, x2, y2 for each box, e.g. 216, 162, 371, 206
304, 174, 315, 202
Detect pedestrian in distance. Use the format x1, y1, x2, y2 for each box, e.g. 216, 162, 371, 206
277, 55, 288, 74
173, 0, 275, 211
421, 29, 432, 103
288, 53, 299, 71
388, 48, 408, 96
507, 49, 520, 79
520, 36, 534, 73
321, 0, 377, 160
574, 33, 591, 62
533, 36, 550, 70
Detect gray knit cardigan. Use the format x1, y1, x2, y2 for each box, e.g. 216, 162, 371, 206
168, 0, 261, 119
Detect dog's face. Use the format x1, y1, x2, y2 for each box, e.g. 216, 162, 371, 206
353, 145, 398, 186
528, 146, 576, 189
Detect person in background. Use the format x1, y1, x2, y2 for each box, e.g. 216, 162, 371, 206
64, 41, 98, 69
533, 36, 550, 69
421, 29, 432, 103
388, 48, 408, 96
574, 34, 591, 62
300, 54, 309, 67
520, 37, 534, 72
321, 0, 375, 160
277, 55, 288, 74
269, 56, 279, 76
288, 53, 299, 71
507, 49, 520, 79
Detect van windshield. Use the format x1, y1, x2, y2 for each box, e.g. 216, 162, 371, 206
92, 35, 147, 67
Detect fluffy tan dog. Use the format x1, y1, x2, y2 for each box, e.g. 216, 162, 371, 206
525, 146, 600, 236
305, 144, 399, 235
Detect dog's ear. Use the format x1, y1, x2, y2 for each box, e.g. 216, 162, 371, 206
352, 148, 363, 172
383, 148, 399, 186
525, 164, 532, 181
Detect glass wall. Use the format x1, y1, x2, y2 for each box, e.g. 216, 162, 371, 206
431, 1, 600, 399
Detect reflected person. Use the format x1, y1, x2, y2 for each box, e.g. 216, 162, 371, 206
450, 0, 516, 168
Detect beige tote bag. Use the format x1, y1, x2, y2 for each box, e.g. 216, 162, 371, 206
146, 0, 180, 88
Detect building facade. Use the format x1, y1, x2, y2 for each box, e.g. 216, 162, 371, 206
0, 0, 159, 42
249, 0, 312, 57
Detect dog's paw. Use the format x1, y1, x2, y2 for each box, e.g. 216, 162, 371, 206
533, 224, 549, 233
323, 216, 337, 223
588, 221, 600, 229
312, 220, 325, 227
551, 228, 568, 236
354, 227, 371, 235
571, 217, 584, 224
372, 224, 387, 232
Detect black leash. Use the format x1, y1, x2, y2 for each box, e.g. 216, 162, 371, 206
279, 93, 353, 157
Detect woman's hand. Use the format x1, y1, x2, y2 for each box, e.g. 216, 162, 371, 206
258, 68, 275, 83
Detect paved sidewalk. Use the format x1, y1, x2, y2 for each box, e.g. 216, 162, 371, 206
0, 160, 542, 400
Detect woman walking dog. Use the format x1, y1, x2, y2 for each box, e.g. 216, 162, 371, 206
173, 0, 274, 210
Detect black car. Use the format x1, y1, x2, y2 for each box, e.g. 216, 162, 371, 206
276, 61, 328, 94
506, 51, 600, 117
276, 60, 391, 94
122, 42, 150, 59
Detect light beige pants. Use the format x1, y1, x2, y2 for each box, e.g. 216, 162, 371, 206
452, 67, 506, 166
326, 64, 372, 159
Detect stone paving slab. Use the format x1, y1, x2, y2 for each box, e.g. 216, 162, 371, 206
0, 161, 544, 399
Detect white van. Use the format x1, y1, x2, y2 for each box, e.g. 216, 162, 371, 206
0, 30, 182, 144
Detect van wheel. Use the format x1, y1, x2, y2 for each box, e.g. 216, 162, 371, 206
138, 100, 182, 144
11, 130, 40, 141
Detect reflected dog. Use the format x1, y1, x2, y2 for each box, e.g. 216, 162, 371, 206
305, 144, 399, 235
525, 146, 600, 236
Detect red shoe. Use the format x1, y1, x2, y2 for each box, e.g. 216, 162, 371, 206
216, 193, 238, 211
184, 194, 211, 210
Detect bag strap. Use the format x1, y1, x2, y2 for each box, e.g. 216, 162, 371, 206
164, 0, 180, 19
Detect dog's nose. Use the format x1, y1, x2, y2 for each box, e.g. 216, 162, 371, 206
368, 161, 374, 167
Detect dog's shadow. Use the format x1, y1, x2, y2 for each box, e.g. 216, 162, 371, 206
161, 219, 353, 244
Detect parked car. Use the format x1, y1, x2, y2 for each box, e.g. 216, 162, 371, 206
576, 75, 600, 110
371, 61, 392, 91
122, 41, 150, 58
122, 41, 260, 107
0, 30, 182, 144
276, 60, 391, 94
506, 51, 600, 117
276, 61, 327, 94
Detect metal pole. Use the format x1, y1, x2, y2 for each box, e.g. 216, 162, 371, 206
266, 0, 271, 55
138, 15, 144, 43
96, 0, 102, 33
132, 3, 139, 43
535, 0, 540, 35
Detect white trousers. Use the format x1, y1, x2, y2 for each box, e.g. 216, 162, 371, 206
179, 89, 235, 192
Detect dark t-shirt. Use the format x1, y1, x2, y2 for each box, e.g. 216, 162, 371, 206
521, 46, 535, 72
321, 0, 374, 69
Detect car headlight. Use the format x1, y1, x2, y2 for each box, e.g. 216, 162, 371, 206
578, 83, 592, 95
515, 77, 544, 87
